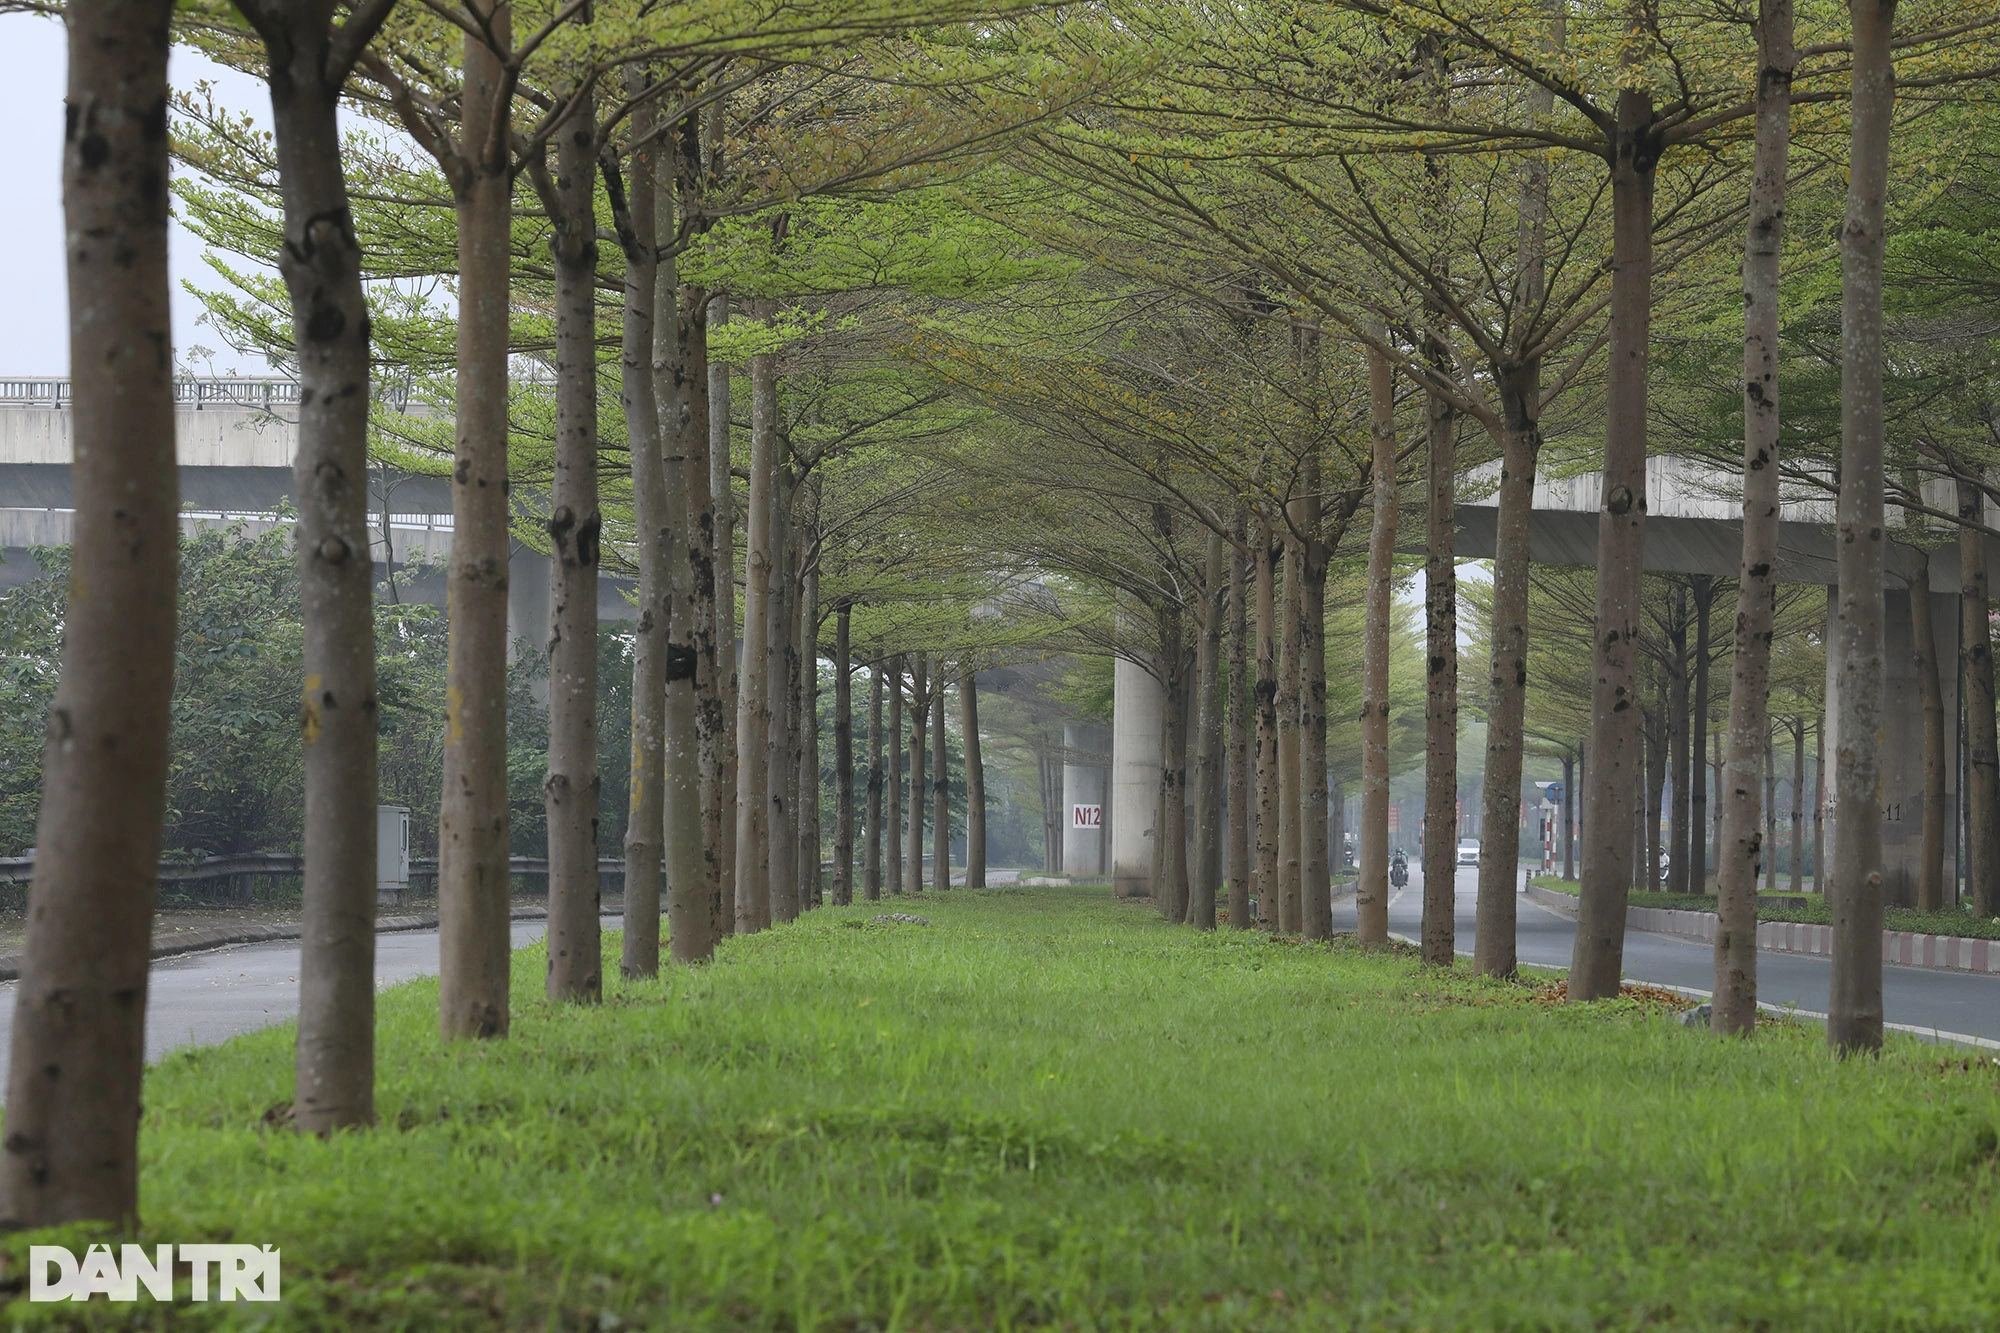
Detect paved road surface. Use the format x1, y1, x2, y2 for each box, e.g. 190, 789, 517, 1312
0, 920, 555, 1084
1335, 866, 2000, 1044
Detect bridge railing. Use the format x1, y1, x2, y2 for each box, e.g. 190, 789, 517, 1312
0, 377, 414, 411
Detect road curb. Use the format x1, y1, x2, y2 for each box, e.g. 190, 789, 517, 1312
0, 908, 552, 984
1523, 881, 2000, 977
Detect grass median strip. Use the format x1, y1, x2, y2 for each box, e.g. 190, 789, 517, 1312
11, 883, 2000, 1329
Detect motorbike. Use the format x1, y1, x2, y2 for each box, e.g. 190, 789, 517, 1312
1389, 858, 1408, 888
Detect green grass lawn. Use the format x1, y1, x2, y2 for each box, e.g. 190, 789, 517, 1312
1530, 875, 2000, 941
12, 883, 2000, 1330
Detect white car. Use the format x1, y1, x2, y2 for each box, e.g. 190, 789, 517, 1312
1455, 839, 1481, 868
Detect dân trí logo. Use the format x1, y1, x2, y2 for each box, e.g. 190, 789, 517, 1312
29, 1244, 280, 1302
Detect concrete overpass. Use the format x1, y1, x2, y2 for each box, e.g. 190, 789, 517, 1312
1083, 454, 1977, 909
0, 376, 634, 642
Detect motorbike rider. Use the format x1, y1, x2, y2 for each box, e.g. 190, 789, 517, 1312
1389, 847, 1409, 888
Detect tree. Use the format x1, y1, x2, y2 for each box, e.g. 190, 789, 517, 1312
0, 0, 179, 1226
1828, 0, 1899, 1057
224, 0, 402, 1131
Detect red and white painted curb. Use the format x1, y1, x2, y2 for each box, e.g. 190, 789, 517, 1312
1524, 884, 2000, 977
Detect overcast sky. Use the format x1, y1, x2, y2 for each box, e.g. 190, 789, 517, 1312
0, 14, 276, 376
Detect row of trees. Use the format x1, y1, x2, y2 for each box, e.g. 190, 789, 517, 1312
13, 0, 2000, 1232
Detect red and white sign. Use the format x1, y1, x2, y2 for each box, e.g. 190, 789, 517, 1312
1071, 804, 1102, 829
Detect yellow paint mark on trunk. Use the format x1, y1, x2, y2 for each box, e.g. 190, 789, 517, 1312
302, 673, 323, 745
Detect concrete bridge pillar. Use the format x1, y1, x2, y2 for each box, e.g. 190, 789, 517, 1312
1824, 582, 1959, 907
1061, 722, 1111, 878
1110, 657, 1162, 899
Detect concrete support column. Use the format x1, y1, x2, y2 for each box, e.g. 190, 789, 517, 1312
1110, 656, 1163, 899
1061, 722, 1111, 877
1825, 582, 1958, 908
507, 545, 551, 706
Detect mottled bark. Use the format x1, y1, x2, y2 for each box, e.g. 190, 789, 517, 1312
1474, 367, 1541, 978
1910, 560, 1949, 912
929, 666, 948, 892
254, 4, 388, 1122
0, 0, 177, 1224
1713, 0, 1792, 1032
906, 657, 928, 892
618, 95, 664, 979
1277, 541, 1304, 933
1690, 575, 1714, 892
1254, 523, 1280, 928
1422, 372, 1458, 965
864, 655, 884, 900
707, 293, 737, 931
834, 603, 855, 905
1791, 719, 1808, 897
437, 2, 513, 1040
1667, 592, 1692, 896
733, 319, 777, 933
1829, 0, 1895, 1055
766, 474, 796, 923
1299, 500, 1334, 943
1190, 529, 1225, 929
1227, 508, 1253, 928
657, 170, 712, 966
543, 92, 602, 1005
797, 558, 821, 909
1571, 84, 1657, 1002
887, 658, 904, 896
1356, 347, 1396, 947
962, 666, 988, 889
1960, 474, 1999, 915
1157, 613, 1191, 920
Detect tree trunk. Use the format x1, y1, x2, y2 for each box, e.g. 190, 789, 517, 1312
1474, 366, 1542, 977
1277, 539, 1304, 933
766, 476, 796, 923
1646, 696, 1668, 889
438, 4, 513, 1040
1960, 474, 1999, 915
1356, 347, 1396, 947
1190, 530, 1224, 928
1689, 574, 1713, 893
907, 658, 928, 892
1561, 753, 1575, 881
0, 0, 176, 1224
1813, 710, 1826, 891
650, 158, 712, 965
797, 558, 821, 909
962, 664, 988, 889
258, 13, 385, 1124
1227, 508, 1253, 928
707, 293, 737, 934
1791, 719, 1808, 897
930, 665, 949, 891
1157, 620, 1191, 919
864, 654, 884, 900
619, 94, 665, 979
1765, 731, 1779, 894
1254, 522, 1280, 928
834, 603, 855, 905
543, 91, 602, 1006
1422, 370, 1458, 965
887, 658, 904, 895
1571, 87, 1657, 1002
734, 314, 777, 933
1298, 510, 1332, 941
1667, 591, 1692, 895
1828, 0, 1896, 1054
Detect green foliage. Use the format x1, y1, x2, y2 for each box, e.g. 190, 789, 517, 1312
26, 885, 2000, 1328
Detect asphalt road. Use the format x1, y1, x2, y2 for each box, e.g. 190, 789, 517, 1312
1335, 865, 2000, 1045
0, 920, 556, 1082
